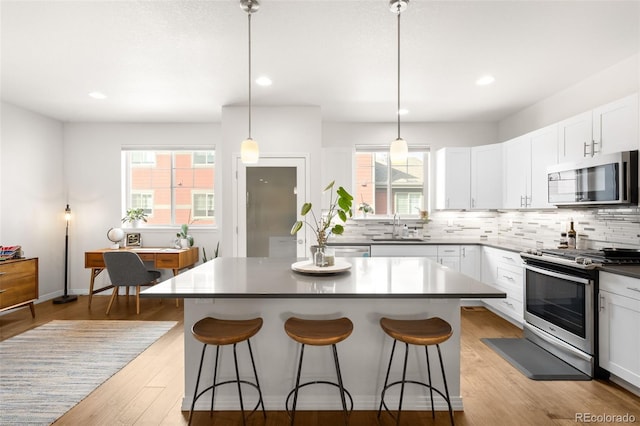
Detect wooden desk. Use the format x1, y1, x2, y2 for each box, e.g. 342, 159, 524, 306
84, 247, 198, 307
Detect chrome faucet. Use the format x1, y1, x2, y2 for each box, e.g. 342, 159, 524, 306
392, 213, 400, 237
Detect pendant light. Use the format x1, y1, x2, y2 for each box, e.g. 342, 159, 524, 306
389, 0, 408, 163
240, 0, 259, 164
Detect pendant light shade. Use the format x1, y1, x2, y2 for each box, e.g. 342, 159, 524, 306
389, 0, 408, 163
240, 0, 259, 164
390, 137, 408, 163
241, 137, 259, 164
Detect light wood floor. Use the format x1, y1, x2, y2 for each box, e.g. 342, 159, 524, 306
1, 296, 639, 425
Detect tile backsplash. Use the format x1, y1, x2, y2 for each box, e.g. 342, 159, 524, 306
340, 207, 640, 250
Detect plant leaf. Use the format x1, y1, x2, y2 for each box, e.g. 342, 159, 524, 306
323, 181, 335, 192
337, 210, 347, 222
337, 198, 351, 211
290, 221, 303, 235
332, 224, 344, 235
336, 186, 353, 201
300, 203, 312, 216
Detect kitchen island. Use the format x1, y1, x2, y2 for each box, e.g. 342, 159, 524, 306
141, 256, 505, 413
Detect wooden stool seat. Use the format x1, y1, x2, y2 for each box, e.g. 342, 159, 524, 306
378, 317, 455, 425
188, 316, 265, 426
284, 317, 353, 346
380, 317, 452, 346
284, 316, 354, 425
192, 317, 263, 346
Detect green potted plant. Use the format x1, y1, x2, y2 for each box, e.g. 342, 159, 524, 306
358, 198, 374, 217
122, 208, 148, 227
176, 224, 194, 248
290, 180, 353, 250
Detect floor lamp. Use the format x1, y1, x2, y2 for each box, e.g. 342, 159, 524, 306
53, 204, 78, 304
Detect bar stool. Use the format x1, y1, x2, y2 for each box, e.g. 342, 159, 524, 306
284, 317, 354, 426
188, 317, 265, 426
377, 316, 454, 426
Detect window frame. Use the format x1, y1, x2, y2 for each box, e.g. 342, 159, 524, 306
354, 145, 430, 217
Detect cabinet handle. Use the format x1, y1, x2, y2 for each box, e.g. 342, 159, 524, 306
471, 198, 475, 208
525, 195, 531, 207
626, 287, 640, 293
502, 256, 515, 262
583, 141, 590, 157
600, 295, 605, 312
592, 140, 599, 155
502, 300, 514, 308
502, 275, 515, 281
462, 247, 466, 257
520, 196, 525, 208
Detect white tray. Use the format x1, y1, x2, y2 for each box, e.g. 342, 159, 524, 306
291, 260, 352, 275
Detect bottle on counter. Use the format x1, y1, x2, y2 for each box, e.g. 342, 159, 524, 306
559, 232, 568, 248
567, 219, 576, 249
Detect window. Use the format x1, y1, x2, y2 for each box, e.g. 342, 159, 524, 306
354, 147, 429, 216
122, 149, 215, 226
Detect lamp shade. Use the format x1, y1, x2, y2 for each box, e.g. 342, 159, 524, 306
241, 137, 259, 164
389, 137, 408, 163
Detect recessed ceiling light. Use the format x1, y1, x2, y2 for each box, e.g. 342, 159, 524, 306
398, 109, 409, 116
255, 76, 272, 86
88, 91, 107, 99
476, 75, 495, 86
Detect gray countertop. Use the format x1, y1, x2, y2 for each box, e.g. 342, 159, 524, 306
327, 237, 525, 253
141, 257, 506, 299
599, 264, 640, 279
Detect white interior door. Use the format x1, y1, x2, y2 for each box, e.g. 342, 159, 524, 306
235, 156, 308, 258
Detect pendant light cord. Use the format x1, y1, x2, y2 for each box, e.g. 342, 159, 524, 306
396, 4, 401, 140
248, 10, 252, 139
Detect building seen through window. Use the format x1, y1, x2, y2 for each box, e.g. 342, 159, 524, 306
355, 148, 428, 216
123, 149, 215, 226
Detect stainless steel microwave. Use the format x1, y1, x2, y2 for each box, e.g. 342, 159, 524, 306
547, 150, 638, 206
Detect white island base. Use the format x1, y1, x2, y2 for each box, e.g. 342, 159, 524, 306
182, 297, 462, 412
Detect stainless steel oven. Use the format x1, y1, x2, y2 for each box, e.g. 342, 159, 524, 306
523, 262, 595, 376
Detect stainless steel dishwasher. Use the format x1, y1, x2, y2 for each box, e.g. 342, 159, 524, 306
332, 245, 370, 257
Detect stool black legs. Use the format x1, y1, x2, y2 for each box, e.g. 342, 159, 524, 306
286, 343, 353, 426
188, 340, 266, 426
378, 338, 454, 426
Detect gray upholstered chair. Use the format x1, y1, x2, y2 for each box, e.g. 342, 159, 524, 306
103, 251, 162, 315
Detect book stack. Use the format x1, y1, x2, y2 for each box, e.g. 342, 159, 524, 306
0, 245, 21, 261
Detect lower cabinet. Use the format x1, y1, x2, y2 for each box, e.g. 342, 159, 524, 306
370, 244, 437, 259
0, 257, 38, 316
481, 247, 524, 325
369, 244, 481, 277
599, 271, 640, 390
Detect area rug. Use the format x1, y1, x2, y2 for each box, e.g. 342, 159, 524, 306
0, 320, 177, 425
482, 337, 590, 381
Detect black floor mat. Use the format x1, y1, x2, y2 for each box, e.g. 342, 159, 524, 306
481, 338, 591, 381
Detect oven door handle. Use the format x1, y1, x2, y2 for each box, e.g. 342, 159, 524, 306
525, 264, 592, 285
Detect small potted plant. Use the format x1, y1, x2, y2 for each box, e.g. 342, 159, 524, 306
122, 208, 148, 227
290, 181, 353, 264
358, 198, 374, 218
176, 224, 194, 249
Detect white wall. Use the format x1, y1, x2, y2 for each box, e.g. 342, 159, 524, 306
220, 106, 322, 257
1, 102, 66, 301
323, 121, 498, 150
63, 122, 220, 294
498, 54, 639, 141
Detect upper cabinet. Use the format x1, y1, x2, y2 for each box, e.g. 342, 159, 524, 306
503, 125, 558, 209
435, 147, 471, 210
593, 93, 639, 155
471, 144, 503, 209
558, 94, 638, 163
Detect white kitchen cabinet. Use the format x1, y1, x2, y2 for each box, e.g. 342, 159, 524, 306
471, 144, 503, 209
460, 245, 481, 280
502, 136, 530, 209
593, 93, 639, 155
599, 271, 640, 390
558, 94, 638, 162
437, 245, 461, 271
529, 124, 558, 209
435, 147, 471, 210
481, 246, 524, 326
557, 111, 592, 163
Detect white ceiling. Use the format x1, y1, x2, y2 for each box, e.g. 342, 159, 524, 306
1, 0, 639, 123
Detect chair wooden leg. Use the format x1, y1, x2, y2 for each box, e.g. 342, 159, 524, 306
106, 287, 118, 315
136, 285, 141, 314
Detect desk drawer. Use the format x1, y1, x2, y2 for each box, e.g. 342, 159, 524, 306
85, 252, 105, 268
137, 253, 156, 262
155, 253, 179, 268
